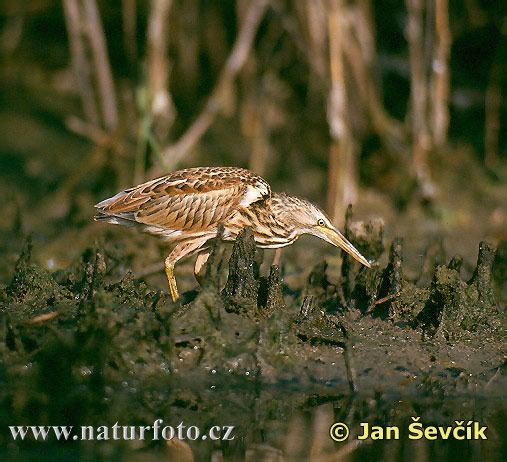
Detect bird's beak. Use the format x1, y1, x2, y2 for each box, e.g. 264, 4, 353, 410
317, 226, 371, 268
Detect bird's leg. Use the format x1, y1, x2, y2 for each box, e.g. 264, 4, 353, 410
194, 249, 211, 286
164, 258, 179, 302
165, 238, 209, 302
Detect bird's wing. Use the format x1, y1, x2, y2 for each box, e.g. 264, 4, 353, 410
94, 167, 271, 232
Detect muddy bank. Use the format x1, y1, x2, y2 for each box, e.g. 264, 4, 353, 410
0, 215, 505, 460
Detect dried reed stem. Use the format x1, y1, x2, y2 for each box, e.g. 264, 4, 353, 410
327, 0, 357, 225
147, 0, 175, 128
83, 0, 118, 130
431, 0, 451, 147
406, 0, 433, 192
62, 0, 99, 126
306, 0, 327, 82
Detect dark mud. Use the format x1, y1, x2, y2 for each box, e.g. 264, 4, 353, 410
0, 215, 505, 461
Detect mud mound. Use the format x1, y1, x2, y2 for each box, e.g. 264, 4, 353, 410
0, 223, 505, 460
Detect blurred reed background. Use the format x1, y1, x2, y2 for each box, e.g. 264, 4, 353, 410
0, 0, 504, 227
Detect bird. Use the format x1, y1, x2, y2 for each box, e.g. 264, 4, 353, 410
94, 166, 371, 301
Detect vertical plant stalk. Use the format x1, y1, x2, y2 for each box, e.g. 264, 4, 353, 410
159, 0, 268, 169
306, 0, 327, 83
327, 0, 357, 225
62, 0, 99, 127
147, 0, 176, 130
431, 0, 451, 147
406, 0, 433, 194
83, 0, 118, 131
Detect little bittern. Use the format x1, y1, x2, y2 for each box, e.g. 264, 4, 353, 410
95, 167, 371, 301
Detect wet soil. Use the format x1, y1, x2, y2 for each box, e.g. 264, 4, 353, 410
0, 214, 505, 461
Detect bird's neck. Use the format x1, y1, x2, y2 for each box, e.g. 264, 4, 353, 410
227, 197, 298, 248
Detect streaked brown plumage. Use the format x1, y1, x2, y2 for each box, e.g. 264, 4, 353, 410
95, 166, 371, 301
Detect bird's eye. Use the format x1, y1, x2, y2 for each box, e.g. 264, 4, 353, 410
317, 219, 325, 226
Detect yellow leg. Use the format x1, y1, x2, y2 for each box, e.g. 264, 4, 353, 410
164, 238, 210, 301
164, 258, 179, 302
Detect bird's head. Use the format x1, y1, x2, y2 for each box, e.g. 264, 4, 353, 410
271, 193, 371, 267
